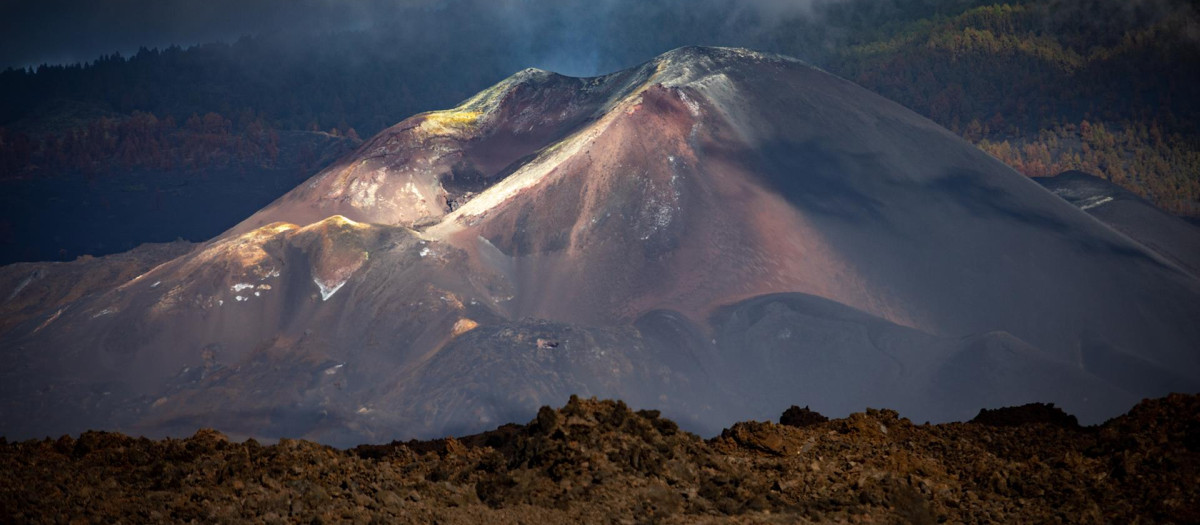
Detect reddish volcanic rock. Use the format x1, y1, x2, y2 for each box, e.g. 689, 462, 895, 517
1, 47, 1198, 445
1, 395, 1197, 523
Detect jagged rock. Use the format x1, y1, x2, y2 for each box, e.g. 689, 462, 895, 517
971, 403, 1080, 429
3, 395, 1197, 523
779, 405, 828, 428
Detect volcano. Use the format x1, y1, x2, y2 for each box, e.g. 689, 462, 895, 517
3, 47, 1198, 446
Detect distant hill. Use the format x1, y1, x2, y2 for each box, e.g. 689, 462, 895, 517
822, 1, 1200, 215
1036, 170, 1200, 279
0, 128, 358, 264
1, 0, 1196, 264
3, 48, 1196, 446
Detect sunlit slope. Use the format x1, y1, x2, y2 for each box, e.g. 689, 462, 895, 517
2, 47, 1197, 445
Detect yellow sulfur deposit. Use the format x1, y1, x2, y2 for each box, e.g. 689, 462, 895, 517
418, 110, 483, 136
451, 318, 479, 337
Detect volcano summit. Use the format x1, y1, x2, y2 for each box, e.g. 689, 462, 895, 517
2, 47, 1198, 446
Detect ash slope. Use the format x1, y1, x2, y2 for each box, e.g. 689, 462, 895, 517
2, 47, 1199, 446
1037, 170, 1200, 280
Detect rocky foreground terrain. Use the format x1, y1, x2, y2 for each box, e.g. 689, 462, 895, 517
2, 394, 1197, 524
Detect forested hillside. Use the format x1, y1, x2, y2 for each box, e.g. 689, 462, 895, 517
821, 1, 1200, 214
1, 0, 1196, 216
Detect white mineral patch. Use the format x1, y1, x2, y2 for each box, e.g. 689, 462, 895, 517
314, 277, 347, 301
653, 203, 674, 228
254, 292, 260, 297
235, 296, 247, 302
231, 283, 255, 292
349, 175, 381, 208
7, 274, 34, 301
405, 182, 423, 200
324, 364, 344, 375
678, 91, 701, 117
637, 177, 679, 240
91, 308, 115, 319
419, 247, 431, 257
150, 281, 161, 288
1080, 196, 1114, 211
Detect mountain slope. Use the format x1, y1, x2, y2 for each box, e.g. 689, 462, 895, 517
2, 47, 1197, 445
1037, 170, 1200, 279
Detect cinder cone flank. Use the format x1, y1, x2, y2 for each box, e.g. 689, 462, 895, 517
2, 47, 1197, 446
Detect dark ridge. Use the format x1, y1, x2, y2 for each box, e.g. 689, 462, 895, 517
779, 405, 829, 428
970, 402, 1081, 429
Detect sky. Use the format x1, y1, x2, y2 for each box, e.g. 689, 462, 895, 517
4, 0, 1192, 73
0, 0, 833, 74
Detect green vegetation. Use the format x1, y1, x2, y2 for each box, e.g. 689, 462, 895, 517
818, 1, 1200, 214
0, 0, 1196, 214
0, 110, 282, 175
